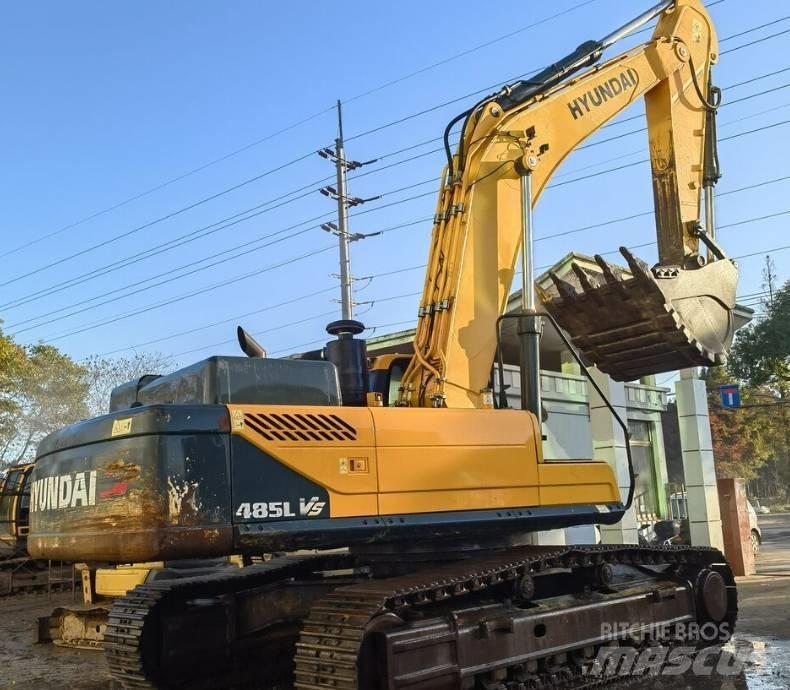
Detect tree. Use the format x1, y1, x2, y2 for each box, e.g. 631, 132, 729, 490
83, 352, 175, 417
0, 327, 28, 450
729, 271, 790, 389
704, 367, 774, 481
0, 343, 89, 467
725, 268, 790, 496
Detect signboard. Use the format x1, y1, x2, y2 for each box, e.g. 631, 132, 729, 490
719, 384, 741, 409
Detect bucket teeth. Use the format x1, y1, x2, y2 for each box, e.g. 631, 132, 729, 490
593, 255, 620, 284
619, 246, 652, 281
549, 271, 578, 300
571, 264, 604, 304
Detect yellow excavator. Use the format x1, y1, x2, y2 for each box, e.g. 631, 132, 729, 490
28, 1, 743, 687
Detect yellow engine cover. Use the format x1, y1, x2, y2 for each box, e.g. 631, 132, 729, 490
229, 404, 620, 519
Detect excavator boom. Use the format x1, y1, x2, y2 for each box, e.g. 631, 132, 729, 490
401, 0, 738, 406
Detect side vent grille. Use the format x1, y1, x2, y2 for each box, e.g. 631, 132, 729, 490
244, 412, 357, 442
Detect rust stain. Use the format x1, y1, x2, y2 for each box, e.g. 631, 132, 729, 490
102, 459, 142, 482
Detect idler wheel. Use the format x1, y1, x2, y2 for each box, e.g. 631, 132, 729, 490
697, 569, 728, 623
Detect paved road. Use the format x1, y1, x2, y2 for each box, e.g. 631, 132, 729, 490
737, 512, 790, 638
680, 511, 790, 690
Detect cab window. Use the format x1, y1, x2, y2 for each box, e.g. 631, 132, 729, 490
387, 360, 408, 406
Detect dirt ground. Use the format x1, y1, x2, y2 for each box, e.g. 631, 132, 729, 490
0, 588, 110, 689
1, 514, 789, 690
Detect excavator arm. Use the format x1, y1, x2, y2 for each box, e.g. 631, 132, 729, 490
400, 0, 737, 408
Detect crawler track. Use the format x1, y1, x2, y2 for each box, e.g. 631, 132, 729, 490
104, 553, 352, 688
103, 545, 736, 689
295, 545, 736, 689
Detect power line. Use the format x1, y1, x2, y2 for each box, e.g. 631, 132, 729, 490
550, 117, 790, 188
86, 169, 790, 357
1, 0, 602, 264
89, 287, 338, 358
9, 71, 786, 317
10, 113, 787, 336
346, 6, 779, 145
734, 244, 790, 261
343, 0, 602, 106
43, 245, 338, 344
39, 186, 790, 347
0, 149, 438, 314
553, 99, 790, 181
67, 202, 790, 358
351, 64, 790, 193
0, 171, 435, 316
538, 172, 790, 243
0, 149, 324, 290
720, 26, 790, 55
0, 109, 337, 262
7, 225, 321, 335
5, 17, 782, 305
95, 266, 428, 359
718, 15, 790, 44
0, 184, 335, 313
577, 81, 790, 152
171, 291, 421, 360
0, 1, 752, 290
536, 205, 790, 273
30, 211, 432, 342
6, 212, 429, 335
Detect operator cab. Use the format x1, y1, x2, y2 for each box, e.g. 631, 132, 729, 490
368, 354, 410, 407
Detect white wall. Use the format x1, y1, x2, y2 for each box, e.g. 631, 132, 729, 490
499, 364, 669, 545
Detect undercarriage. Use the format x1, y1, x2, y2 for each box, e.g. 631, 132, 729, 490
102, 544, 736, 689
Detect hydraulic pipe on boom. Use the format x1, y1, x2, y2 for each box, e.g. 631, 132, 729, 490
399, 0, 739, 408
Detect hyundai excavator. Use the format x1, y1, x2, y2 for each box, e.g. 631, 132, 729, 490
28, 1, 743, 687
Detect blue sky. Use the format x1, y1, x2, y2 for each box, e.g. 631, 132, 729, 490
0, 0, 788, 382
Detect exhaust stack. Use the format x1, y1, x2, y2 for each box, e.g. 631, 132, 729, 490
237, 326, 267, 358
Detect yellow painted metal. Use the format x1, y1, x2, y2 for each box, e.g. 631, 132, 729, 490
373, 407, 543, 512
95, 563, 160, 597
538, 463, 620, 507
230, 404, 380, 518
229, 404, 620, 516
369, 353, 409, 372
399, 0, 719, 408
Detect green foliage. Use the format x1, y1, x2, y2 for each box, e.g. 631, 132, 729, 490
704, 367, 775, 481
0, 337, 175, 467
729, 278, 790, 389
0, 328, 28, 444
0, 333, 89, 467
717, 272, 790, 495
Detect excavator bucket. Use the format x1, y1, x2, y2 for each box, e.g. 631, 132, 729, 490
538, 248, 741, 381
